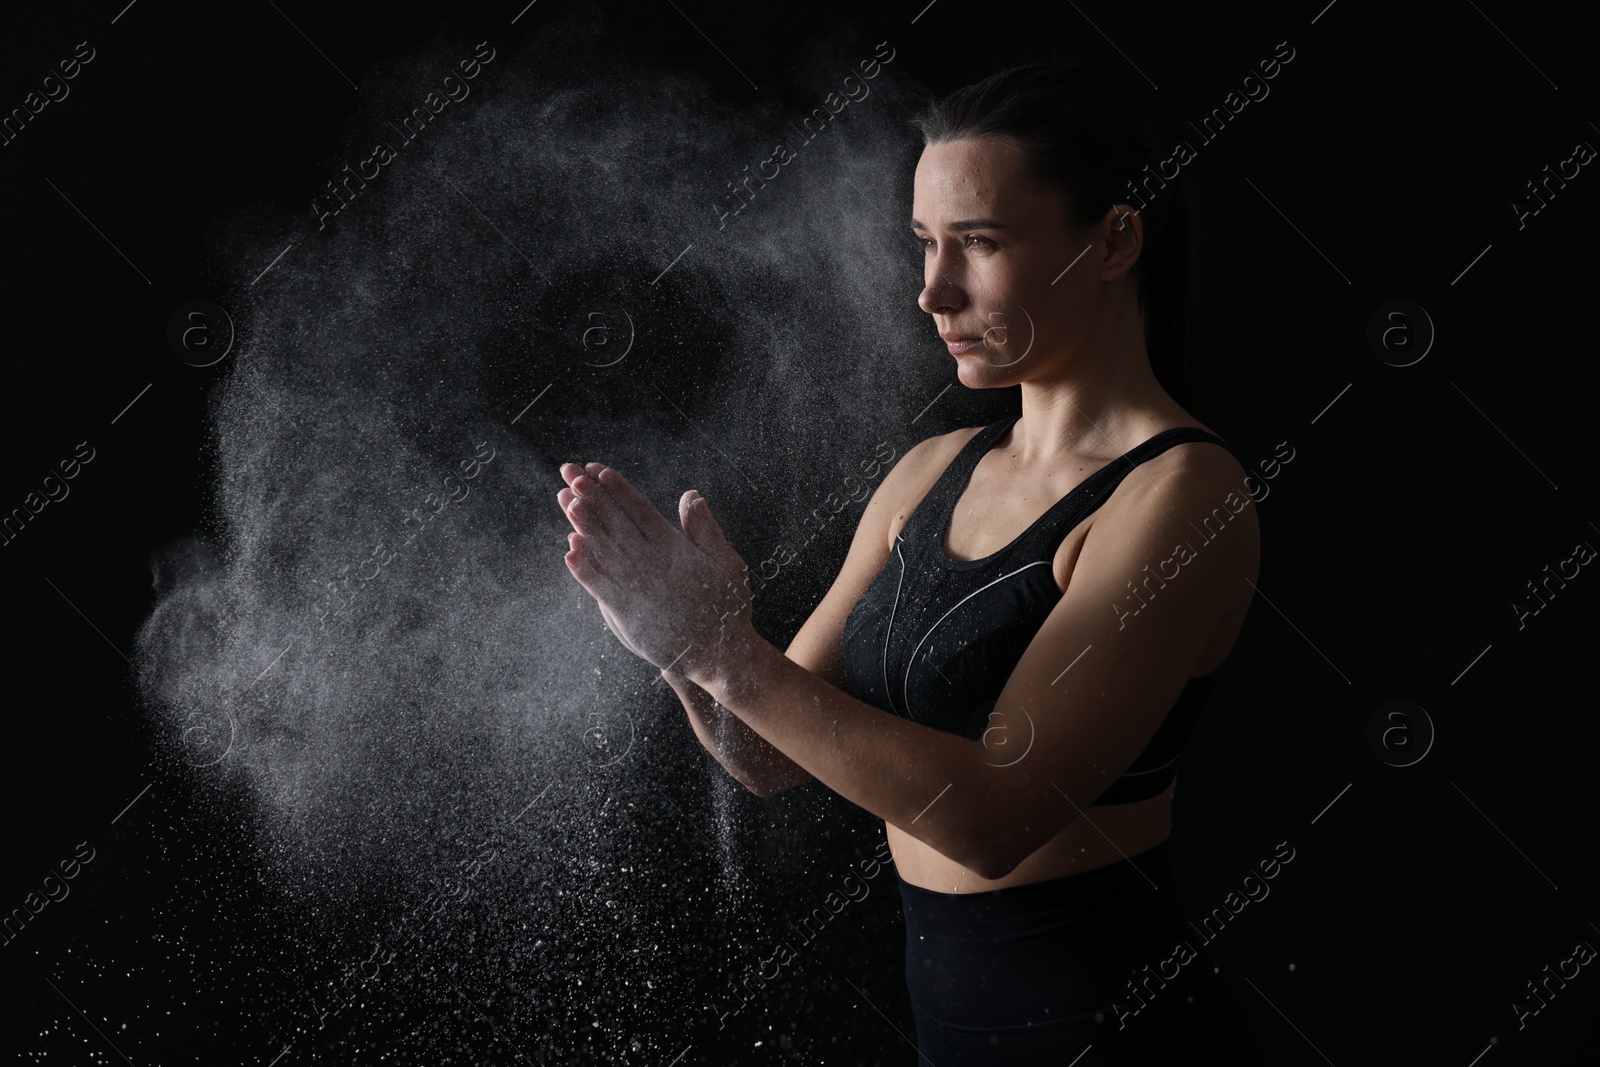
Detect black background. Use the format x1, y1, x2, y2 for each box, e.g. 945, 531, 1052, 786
2, 0, 1596, 1063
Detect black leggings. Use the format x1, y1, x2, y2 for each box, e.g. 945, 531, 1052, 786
896, 841, 1263, 1065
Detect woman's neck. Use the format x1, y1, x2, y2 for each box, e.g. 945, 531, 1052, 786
1013, 356, 1181, 467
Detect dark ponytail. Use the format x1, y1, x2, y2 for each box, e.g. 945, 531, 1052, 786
912, 64, 1198, 411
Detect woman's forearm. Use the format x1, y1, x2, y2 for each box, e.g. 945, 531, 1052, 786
686, 634, 1019, 879
663, 667, 813, 797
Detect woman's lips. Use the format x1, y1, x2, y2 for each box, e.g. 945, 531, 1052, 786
944, 337, 985, 355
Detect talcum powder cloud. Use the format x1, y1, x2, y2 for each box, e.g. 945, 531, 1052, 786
131, 9, 937, 1049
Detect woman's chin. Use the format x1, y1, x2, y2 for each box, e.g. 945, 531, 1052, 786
954, 353, 1019, 387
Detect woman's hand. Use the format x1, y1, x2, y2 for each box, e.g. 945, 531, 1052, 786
558, 461, 756, 682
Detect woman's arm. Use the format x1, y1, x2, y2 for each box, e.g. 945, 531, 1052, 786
657, 439, 941, 799
560, 439, 1257, 879
663, 666, 813, 797
684, 446, 1260, 881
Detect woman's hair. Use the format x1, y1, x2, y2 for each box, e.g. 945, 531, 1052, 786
913, 63, 1198, 410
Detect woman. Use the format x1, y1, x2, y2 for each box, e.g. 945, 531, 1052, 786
558, 63, 1264, 1065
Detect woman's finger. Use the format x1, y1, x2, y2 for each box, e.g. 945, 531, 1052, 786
562, 484, 615, 541
565, 531, 631, 610
569, 468, 661, 560
563, 479, 647, 577
560, 463, 640, 549
558, 461, 588, 490
681, 490, 752, 595
594, 466, 679, 545
563, 504, 633, 581
576, 462, 641, 542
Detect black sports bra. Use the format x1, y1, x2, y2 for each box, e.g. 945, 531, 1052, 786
839, 413, 1236, 805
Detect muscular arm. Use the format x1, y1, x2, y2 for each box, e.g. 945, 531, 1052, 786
686, 445, 1260, 880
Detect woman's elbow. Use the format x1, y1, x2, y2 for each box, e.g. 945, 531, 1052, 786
742, 777, 782, 799
963, 822, 1057, 881
965, 849, 1019, 882
941, 831, 1016, 881
742, 766, 812, 799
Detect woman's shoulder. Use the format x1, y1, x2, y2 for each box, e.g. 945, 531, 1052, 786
869, 423, 993, 529
923, 415, 1014, 463
889, 422, 991, 487
1142, 416, 1248, 489
1112, 419, 1260, 559
919, 421, 992, 458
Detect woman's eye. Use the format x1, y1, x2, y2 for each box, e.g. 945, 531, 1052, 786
918, 235, 993, 251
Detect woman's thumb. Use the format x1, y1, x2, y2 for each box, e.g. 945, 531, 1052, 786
682, 490, 746, 572
681, 490, 718, 542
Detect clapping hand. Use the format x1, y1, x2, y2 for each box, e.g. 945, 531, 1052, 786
558, 461, 755, 683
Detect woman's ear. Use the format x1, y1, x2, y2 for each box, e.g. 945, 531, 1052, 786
1098, 203, 1142, 279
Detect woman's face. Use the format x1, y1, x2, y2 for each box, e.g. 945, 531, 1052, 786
912, 136, 1130, 387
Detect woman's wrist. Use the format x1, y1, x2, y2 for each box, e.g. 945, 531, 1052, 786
662, 665, 714, 712
683, 622, 773, 704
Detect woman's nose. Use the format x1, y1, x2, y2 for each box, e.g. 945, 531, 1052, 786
918, 266, 964, 316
